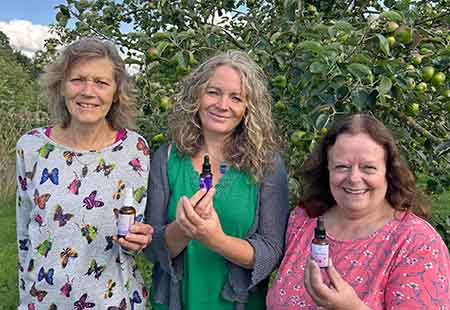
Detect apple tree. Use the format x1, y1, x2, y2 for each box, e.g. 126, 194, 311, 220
48, 0, 450, 236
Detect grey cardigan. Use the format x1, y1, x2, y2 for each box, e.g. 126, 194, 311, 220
144, 144, 289, 310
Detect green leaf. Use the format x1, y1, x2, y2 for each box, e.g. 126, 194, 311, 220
270, 32, 283, 43
156, 41, 170, 57
334, 21, 353, 34
298, 41, 323, 54
351, 88, 370, 109
173, 51, 186, 68
315, 113, 328, 129
378, 76, 392, 95
347, 63, 374, 83
153, 32, 171, 40
380, 10, 403, 22
376, 34, 390, 56
309, 62, 328, 74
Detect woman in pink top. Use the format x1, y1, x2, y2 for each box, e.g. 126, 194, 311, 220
267, 113, 450, 310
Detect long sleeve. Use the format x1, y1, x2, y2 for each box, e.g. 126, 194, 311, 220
247, 154, 290, 287
224, 154, 290, 304
15, 143, 33, 301
143, 144, 180, 279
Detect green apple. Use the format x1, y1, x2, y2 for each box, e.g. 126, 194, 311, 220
290, 130, 306, 146
421, 66, 435, 82
415, 82, 428, 93
395, 26, 413, 44
431, 72, 446, 86
386, 21, 399, 33
159, 96, 172, 111
411, 54, 422, 65
274, 100, 287, 111
387, 36, 396, 46
272, 75, 288, 89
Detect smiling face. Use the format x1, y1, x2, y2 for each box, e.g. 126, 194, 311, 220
63, 57, 117, 128
198, 65, 246, 138
328, 132, 389, 216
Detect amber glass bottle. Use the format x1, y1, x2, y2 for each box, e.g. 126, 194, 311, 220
311, 216, 329, 268
117, 188, 136, 238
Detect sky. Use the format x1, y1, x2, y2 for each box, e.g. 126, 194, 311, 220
0, 0, 65, 57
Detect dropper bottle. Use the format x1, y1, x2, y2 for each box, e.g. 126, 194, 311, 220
311, 216, 329, 268
199, 154, 213, 190
117, 187, 136, 238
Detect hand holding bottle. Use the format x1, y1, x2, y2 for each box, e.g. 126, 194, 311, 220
304, 258, 370, 310
175, 187, 216, 238
115, 188, 153, 252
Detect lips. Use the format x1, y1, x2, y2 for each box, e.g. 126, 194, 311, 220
77, 102, 100, 109
208, 111, 230, 121
343, 188, 369, 195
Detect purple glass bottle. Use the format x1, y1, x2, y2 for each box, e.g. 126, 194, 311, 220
199, 155, 213, 190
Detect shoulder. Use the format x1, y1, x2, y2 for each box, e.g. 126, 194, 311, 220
122, 129, 149, 145
153, 143, 171, 160
288, 207, 311, 226
16, 127, 46, 150
261, 152, 287, 183
395, 212, 448, 253
285, 207, 314, 242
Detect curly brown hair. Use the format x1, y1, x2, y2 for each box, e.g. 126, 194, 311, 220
300, 113, 429, 218
39, 37, 137, 130
169, 50, 279, 181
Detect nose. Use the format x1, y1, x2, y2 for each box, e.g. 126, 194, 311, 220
349, 167, 363, 183
80, 80, 95, 96
216, 95, 229, 110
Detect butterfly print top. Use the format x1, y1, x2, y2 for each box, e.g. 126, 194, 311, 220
266, 207, 450, 310
16, 127, 150, 309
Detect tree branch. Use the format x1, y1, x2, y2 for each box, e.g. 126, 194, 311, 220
415, 11, 450, 26
390, 109, 441, 144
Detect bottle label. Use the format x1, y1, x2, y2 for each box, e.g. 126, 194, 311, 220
117, 214, 135, 236
200, 175, 212, 190
311, 243, 329, 268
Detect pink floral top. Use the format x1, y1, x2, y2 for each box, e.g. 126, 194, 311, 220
266, 208, 450, 310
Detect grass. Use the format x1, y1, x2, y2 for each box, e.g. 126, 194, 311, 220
0, 196, 153, 309
0, 197, 19, 309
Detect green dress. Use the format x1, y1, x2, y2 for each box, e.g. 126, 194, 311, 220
151, 147, 266, 310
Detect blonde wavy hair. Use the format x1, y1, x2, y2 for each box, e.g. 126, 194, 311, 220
169, 50, 279, 181
39, 37, 137, 130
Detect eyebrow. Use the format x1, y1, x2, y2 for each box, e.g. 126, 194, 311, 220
207, 85, 241, 95
69, 74, 114, 82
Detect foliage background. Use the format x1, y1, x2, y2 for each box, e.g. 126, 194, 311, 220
46, 0, 450, 236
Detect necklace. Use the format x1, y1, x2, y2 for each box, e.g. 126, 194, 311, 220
201, 151, 228, 175
72, 152, 99, 178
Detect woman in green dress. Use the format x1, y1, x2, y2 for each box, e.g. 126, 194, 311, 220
144, 50, 289, 310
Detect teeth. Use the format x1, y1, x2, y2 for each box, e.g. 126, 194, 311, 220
78, 103, 98, 108
344, 188, 368, 194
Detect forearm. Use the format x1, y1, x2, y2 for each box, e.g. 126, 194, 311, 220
209, 234, 255, 269
165, 221, 190, 258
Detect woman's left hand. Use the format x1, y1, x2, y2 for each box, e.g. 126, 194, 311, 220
115, 223, 153, 252
304, 257, 370, 310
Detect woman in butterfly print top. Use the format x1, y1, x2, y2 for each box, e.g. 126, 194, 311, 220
15, 38, 152, 309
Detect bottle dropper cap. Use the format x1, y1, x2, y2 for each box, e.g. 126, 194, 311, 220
202, 155, 211, 173
314, 216, 326, 239
124, 187, 134, 206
